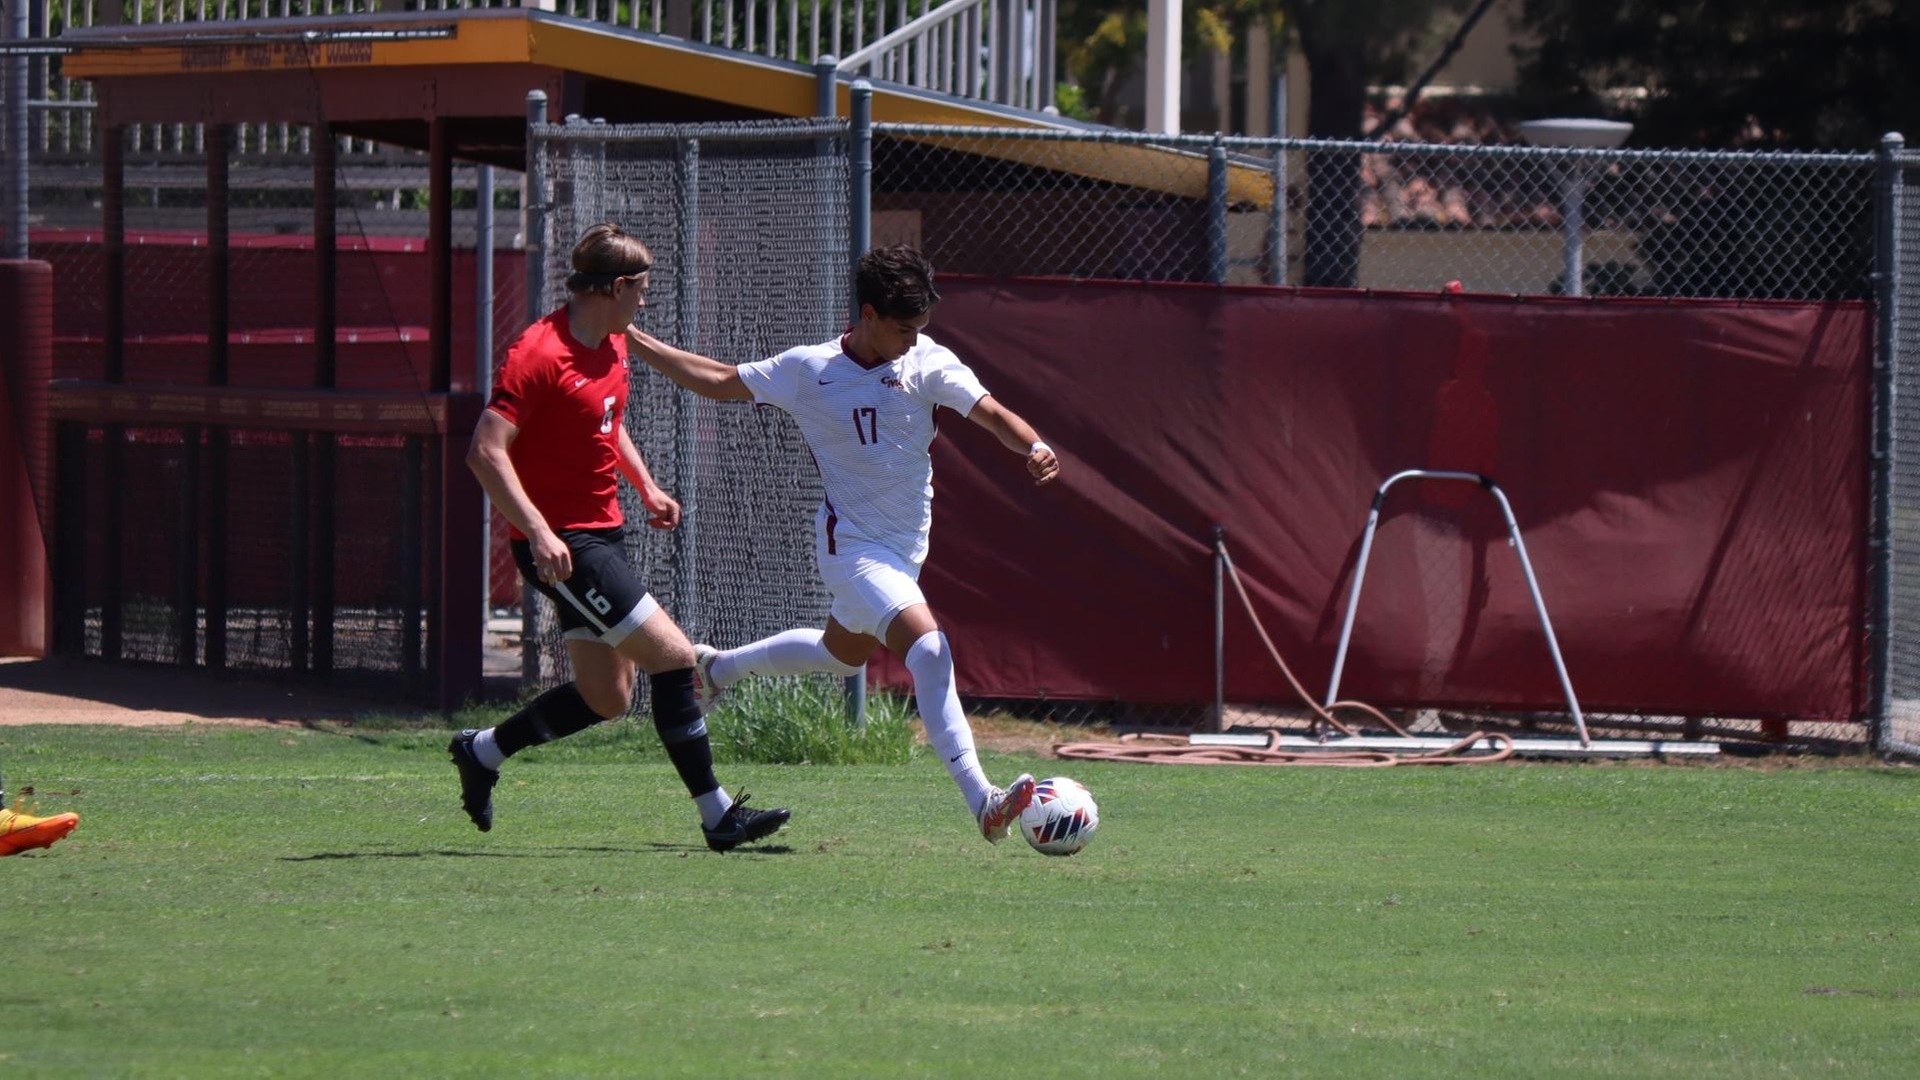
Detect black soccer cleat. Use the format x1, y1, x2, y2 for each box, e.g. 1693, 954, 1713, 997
702, 793, 791, 853
448, 729, 500, 833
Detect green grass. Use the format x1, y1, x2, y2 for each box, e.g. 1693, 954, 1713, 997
3, 724, 1918, 1078
386, 680, 917, 767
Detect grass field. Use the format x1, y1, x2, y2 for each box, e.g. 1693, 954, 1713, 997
2, 721, 1917, 1078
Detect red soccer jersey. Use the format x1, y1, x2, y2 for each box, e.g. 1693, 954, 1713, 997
486, 308, 631, 539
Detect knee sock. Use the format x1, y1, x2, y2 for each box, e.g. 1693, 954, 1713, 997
903, 631, 993, 818
711, 628, 862, 687
652, 668, 733, 828
478, 683, 605, 767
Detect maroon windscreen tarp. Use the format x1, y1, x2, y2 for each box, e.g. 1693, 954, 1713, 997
870, 278, 1870, 722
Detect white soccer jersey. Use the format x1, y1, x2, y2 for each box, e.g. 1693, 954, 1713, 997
737, 333, 988, 565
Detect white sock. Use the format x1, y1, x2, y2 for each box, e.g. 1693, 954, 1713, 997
713, 628, 861, 686
903, 631, 993, 817
471, 728, 506, 770
694, 787, 734, 830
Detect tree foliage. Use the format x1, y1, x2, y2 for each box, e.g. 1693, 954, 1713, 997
1513, 0, 1920, 151
1057, 0, 1245, 128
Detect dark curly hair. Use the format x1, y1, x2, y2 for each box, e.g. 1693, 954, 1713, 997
855, 244, 941, 319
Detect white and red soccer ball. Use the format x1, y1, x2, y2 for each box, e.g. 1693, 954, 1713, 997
1019, 776, 1099, 856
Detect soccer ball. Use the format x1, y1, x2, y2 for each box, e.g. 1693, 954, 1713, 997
1019, 777, 1099, 856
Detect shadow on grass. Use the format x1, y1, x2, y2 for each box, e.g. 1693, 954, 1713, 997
283, 843, 796, 861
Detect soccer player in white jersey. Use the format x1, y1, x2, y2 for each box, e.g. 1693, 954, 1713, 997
625, 245, 1060, 843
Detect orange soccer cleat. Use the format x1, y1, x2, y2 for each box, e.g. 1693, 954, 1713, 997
976, 774, 1036, 844
0, 807, 80, 856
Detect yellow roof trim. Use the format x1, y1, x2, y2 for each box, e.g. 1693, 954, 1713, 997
59, 10, 1273, 206
528, 20, 813, 116
902, 132, 1274, 208
61, 16, 530, 78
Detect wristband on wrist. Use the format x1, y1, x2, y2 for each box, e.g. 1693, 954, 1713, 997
1029, 441, 1052, 456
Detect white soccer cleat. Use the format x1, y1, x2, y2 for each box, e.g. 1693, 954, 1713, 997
976, 773, 1036, 844
691, 643, 724, 707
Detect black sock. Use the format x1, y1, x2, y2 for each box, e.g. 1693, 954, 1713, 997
651, 668, 720, 797
493, 683, 605, 759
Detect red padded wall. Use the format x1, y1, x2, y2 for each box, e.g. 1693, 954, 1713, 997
872, 278, 1870, 722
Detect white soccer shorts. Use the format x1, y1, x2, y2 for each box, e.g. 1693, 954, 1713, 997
819, 541, 927, 640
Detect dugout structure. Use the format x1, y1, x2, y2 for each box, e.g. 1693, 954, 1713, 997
36, 9, 902, 704
40, 25, 513, 705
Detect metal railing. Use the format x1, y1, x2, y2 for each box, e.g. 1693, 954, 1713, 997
837, 0, 1053, 112
15, 0, 385, 158
7, 0, 1058, 162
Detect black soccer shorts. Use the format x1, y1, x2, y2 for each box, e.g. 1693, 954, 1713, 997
511, 526, 660, 648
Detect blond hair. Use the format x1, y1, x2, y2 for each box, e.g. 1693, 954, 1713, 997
567, 223, 653, 296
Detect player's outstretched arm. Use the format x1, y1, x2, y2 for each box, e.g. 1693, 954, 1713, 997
625, 324, 754, 401
617, 425, 681, 530
966, 395, 1060, 486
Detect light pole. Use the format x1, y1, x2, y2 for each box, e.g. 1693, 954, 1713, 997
1145, 0, 1182, 133
1517, 119, 1634, 297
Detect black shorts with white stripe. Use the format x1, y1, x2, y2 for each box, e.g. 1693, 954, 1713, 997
511, 526, 660, 648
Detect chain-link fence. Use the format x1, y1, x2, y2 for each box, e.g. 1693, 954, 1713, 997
867, 119, 1884, 746
12, 16, 1917, 750
872, 124, 1877, 300
523, 117, 849, 706
1882, 143, 1920, 758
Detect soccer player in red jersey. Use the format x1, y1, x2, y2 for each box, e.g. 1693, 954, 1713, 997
452, 223, 789, 852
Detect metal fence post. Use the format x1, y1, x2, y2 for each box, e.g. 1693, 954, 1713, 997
676, 135, 704, 639
1212, 525, 1225, 732
1872, 131, 1904, 754
1266, 141, 1286, 286
5, 0, 27, 258
1207, 134, 1227, 283
815, 54, 838, 117
846, 79, 873, 730
852, 81, 873, 283
521, 89, 548, 689
1556, 160, 1587, 296
477, 163, 495, 627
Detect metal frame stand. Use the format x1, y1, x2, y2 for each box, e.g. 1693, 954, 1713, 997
1325, 469, 1590, 746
